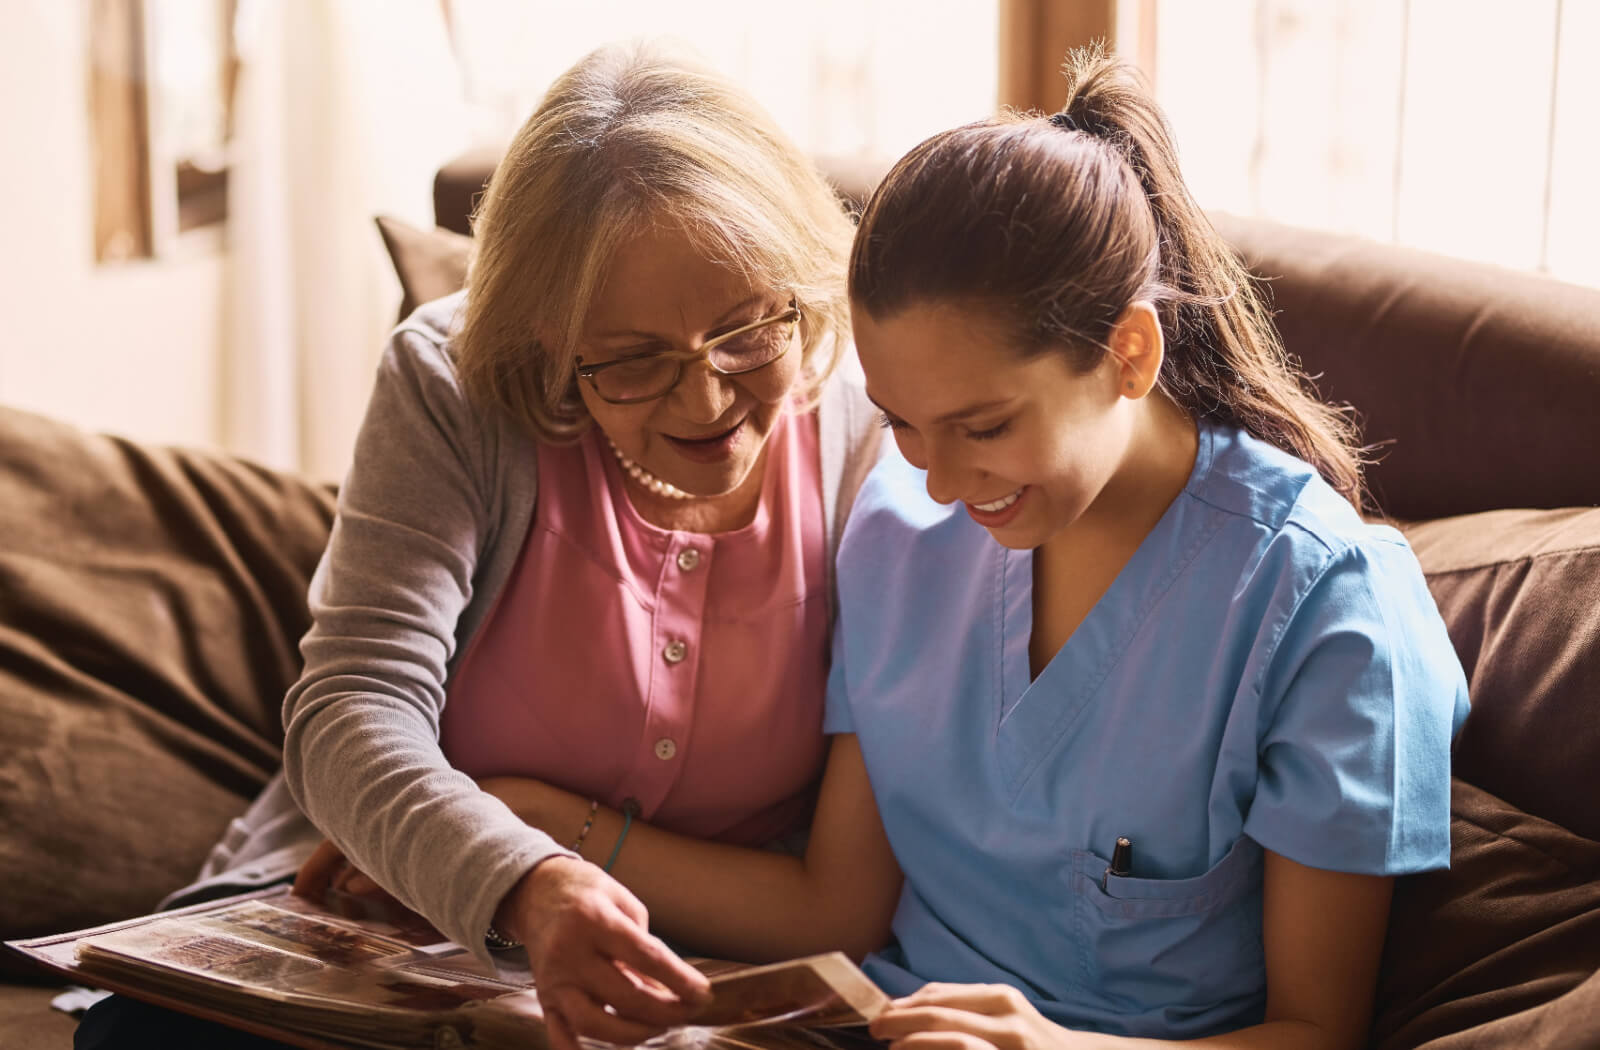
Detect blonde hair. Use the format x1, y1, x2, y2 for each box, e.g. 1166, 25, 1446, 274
454, 41, 857, 444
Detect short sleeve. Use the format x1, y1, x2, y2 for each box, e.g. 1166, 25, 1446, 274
1243, 539, 1469, 875
822, 619, 855, 734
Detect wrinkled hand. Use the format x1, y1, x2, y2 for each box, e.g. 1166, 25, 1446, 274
869, 983, 1088, 1050
506, 855, 710, 1050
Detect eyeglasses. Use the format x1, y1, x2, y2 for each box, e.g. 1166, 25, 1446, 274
575, 299, 802, 404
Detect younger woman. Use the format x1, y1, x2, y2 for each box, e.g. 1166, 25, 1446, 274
393, 49, 1470, 1049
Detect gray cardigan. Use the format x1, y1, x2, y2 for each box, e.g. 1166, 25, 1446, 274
167, 292, 885, 963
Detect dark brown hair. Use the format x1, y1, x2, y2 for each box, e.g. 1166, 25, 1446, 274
849, 46, 1367, 510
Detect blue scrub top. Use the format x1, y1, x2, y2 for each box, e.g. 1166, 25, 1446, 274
824, 421, 1469, 1040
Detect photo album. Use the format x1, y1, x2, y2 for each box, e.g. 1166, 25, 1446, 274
7, 885, 888, 1050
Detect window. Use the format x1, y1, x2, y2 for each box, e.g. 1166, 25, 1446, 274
1151, 0, 1598, 286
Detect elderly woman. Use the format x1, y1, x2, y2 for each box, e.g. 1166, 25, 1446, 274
74, 41, 882, 1050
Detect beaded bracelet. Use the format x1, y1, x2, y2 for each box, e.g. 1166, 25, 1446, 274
571, 799, 600, 855
484, 924, 522, 951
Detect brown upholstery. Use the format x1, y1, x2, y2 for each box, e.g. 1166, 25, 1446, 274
1371, 779, 1600, 1050
0, 407, 335, 975
431, 146, 503, 237
1211, 214, 1600, 520
1403, 508, 1600, 842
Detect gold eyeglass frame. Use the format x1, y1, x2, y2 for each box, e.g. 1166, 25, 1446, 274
574, 298, 803, 405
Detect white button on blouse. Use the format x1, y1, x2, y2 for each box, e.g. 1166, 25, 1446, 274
663, 640, 688, 664
654, 738, 678, 761
676, 548, 701, 571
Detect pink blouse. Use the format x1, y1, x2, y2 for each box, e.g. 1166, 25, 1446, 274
439, 409, 828, 846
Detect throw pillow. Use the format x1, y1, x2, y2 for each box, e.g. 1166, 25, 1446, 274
1402, 506, 1600, 841
1371, 778, 1600, 1050
0, 407, 335, 974
374, 215, 472, 321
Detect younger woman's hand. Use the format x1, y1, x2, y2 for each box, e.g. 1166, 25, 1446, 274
869, 983, 1087, 1050
503, 856, 711, 1050
292, 838, 414, 922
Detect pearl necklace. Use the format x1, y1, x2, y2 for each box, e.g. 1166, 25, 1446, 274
605, 438, 696, 500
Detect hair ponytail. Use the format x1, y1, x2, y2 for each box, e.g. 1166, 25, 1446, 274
851, 45, 1369, 510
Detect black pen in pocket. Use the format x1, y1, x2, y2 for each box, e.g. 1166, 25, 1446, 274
1103, 836, 1132, 890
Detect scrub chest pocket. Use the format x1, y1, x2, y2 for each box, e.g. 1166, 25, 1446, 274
1070, 836, 1266, 1022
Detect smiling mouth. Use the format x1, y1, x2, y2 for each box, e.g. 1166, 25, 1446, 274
663, 417, 748, 464
971, 488, 1024, 513
669, 418, 745, 444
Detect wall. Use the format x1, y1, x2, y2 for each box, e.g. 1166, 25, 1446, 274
0, 2, 225, 450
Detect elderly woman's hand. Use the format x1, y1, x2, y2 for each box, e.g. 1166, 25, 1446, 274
502, 855, 711, 1050
477, 776, 712, 1044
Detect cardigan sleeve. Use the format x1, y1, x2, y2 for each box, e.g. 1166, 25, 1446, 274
281, 323, 572, 966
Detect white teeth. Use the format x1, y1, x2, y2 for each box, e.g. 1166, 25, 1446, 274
972, 488, 1023, 513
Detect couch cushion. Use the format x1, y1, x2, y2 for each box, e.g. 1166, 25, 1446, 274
1371, 779, 1600, 1050
0, 407, 335, 975
1402, 506, 1600, 840
374, 215, 472, 321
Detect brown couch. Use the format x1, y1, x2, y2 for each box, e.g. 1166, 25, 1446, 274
1, 158, 1596, 1048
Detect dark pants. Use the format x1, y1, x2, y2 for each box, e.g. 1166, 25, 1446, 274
75, 994, 296, 1049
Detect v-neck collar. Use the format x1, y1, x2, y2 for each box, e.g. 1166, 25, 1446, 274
993, 422, 1222, 798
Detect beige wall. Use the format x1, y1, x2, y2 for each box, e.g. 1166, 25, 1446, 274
0, 2, 225, 450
